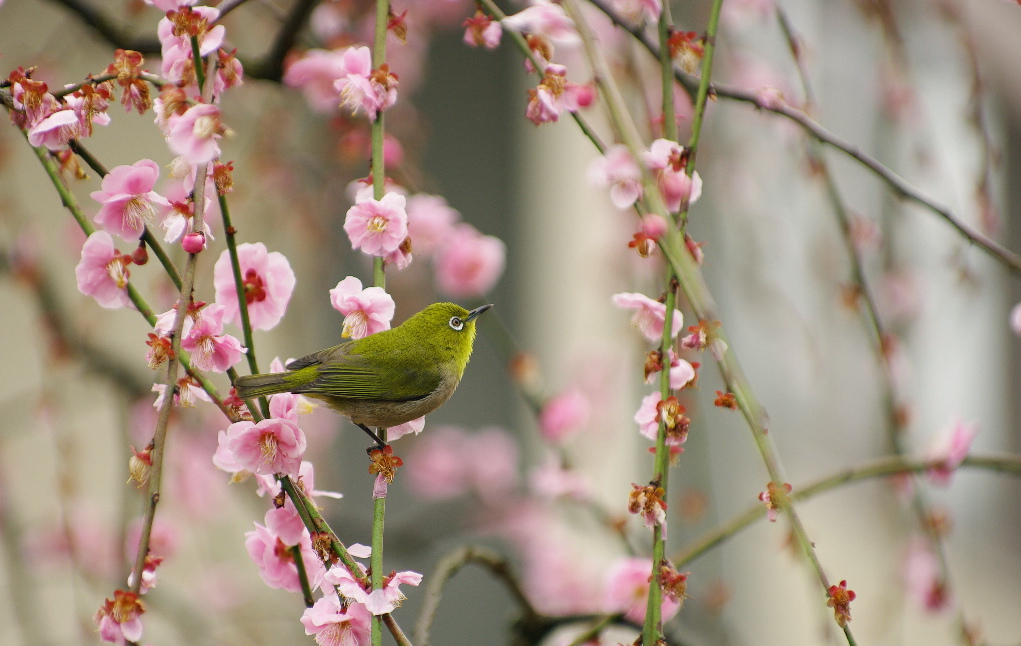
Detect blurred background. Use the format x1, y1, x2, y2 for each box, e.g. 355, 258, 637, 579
0, 0, 1019, 644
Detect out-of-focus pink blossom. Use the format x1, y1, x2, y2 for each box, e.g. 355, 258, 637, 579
529, 457, 593, 500
434, 223, 506, 298
538, 389, 590, 442
387, 416, 425, 441
283, 49, 351, 112
167, 103, 224, 164
75, 231, 134, 309
1011, 302, 1021, 336
181, 303, 246, 372
125, 516, 179, 561
403, 426, 518, 502
903, 538, 952, 613
90, 159, 171, 242
588, 145, 643, 209
225, 416, 306, 477
502, 2, 579, 45
406, 193, 460, 257
643, 138, 703, 212
603, 556, 680, 624
213, 242, 296, 330
610, 0, 662, 23
463, 10, 503, 49
344, 192, 409, 257
926, 420, 977, 486
152, 377, 212, 408
300, 595, 372, 645
634, 391, 661, 441
611, 292, 684, 342
329, 276, 395, 339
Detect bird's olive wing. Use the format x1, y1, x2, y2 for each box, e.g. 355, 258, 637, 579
285, 342, 350, 371
304, 349, 442, 402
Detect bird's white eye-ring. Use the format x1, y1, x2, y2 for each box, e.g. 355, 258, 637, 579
449, 316, 464, 331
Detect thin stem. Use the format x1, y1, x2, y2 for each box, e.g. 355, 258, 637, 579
292, 544, 315, 607
414, 545, 539, 646
672, 453, 1021, 568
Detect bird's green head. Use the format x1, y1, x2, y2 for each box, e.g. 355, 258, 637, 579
400, 302, 492, 373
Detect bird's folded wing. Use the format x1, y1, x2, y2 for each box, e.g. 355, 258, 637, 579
298, 349, 443, 402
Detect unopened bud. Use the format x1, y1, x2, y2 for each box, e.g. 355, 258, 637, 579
181, 231, 206, 254
132, 242, 148, 265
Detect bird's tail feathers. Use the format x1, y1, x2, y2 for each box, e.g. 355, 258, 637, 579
234, 372, 294, 400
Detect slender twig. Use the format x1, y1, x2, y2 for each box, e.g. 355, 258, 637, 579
414, 545, 539, 646
672, 453, 1021, 568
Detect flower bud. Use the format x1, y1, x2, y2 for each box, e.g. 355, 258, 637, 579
182, 231, 206, 254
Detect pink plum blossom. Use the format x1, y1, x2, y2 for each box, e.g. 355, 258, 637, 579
264, 505, 305, 547
225, 416, 307, 477
634, 391, 662, 441
167, 103, 224, 164
610, 0, 663, 23
463, 11, 503, 49
152, 377, 211, 408
603, 557, 680, 625
75, 231, 134, 309
434, 223, 506, 298
611, 292, 684, 342
324, 562, 422, 615
90, 159, 171, 242
526, 64, 594, 126
245, 523, 322, 592
283, 49, 352, 113
94, 590, 145, 645
588, 144, 643, 209
406, 193, 461, 257
213, 243, 296, 330
404, 426, 518, 502
502, 2, 579, 45
157, 6, 225, 82
644, 138, 703, 212
27, 91, 111, 150
926, 420, 977, 486
529, 457, 593, 500
329, 276, 395, 339
180, 303, 246, 372
300, 595, 372, 646
644, 349, 696, 390
903, 538, 952, 613
387, 416, 425, 441
538, 389, 590, 442
332, 45, 398, 120
344, 192, 409, 256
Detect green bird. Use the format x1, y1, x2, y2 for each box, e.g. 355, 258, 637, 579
233, 302, 492, 443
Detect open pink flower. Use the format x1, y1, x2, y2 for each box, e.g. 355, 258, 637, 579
325, 562, 422, 616
329, 276, 395, 339
181, 303, 246, 372
157, 6, 224, 86
213, 243, 296, 330
406, 193, 460, 257
28, 92, 111, 150
610, 0, 662, 23
502, 2, 579, 45
344, 192, 409, 256
463, 10, 503, 49
300, 595, 372, 645
644, 348, 696, 389
644, 138, 703, 212
75, 231, 134, 309
588, 144, 643, 209
94, 590, 145, 645
167, 103, 224, 164
283, 49, 351, 113
525, 64, 594, 126
245, 523, 323, 592
333, 45, 398, 120
612, 292, 684, 342
926, 420, 977, 486
91, 159, 172, 242
225, 416, 306, 477
634, 391, 662, 441
434, 223, 506, 298
539, 389, 590, 443
603, 557, 680, 625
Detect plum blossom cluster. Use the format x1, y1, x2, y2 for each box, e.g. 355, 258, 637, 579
342, 188, 507, 298
588, 139, 704, 213
284, 45, 398, 120
6, 68, 112, 155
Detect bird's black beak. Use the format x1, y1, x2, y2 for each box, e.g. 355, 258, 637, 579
466, 303, 494, 322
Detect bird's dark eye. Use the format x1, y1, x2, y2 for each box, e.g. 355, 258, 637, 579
449, 316, 464, 331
